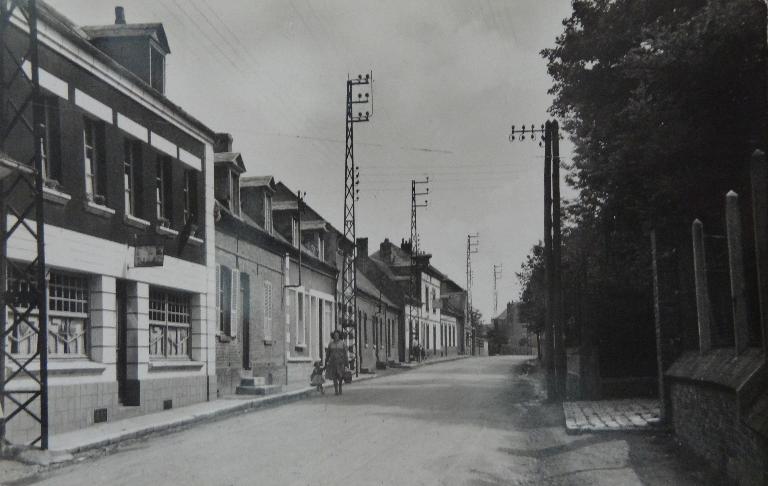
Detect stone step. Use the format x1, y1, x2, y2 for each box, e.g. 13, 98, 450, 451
239, 376, 266, 387
235, 384, 283, 396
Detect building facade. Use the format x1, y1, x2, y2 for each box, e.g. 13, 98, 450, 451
3, 5, 217, 442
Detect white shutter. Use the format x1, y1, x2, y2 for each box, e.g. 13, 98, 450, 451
230, 269, 238, 337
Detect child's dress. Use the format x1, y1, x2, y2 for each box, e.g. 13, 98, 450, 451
310, 370, 325, 386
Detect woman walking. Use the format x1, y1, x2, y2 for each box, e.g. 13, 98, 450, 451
325, 330, 347, 395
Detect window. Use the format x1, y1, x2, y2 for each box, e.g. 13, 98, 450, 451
150, 46, 165, 93
432, 289, 437, 314
291, 217, 299, 247
156, 156, 172, 222
149, 289, 191, 358
84, 118, 105, 199
6, 270, 89, 357
230, 171, 241, 216
364, 312, 368, 345
264, 193, 273, 234
183, 170, 198, 223
124, 140, 141, 217
217, 265, 236, 336
296, 292, 307, 346
41, 97, 61, 182
263, 281, 273, 341
317, 234, 325, 262
425, 285, 429, 312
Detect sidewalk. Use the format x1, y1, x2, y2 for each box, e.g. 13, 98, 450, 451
563, 398, 664, 434
10, 356, 469, 457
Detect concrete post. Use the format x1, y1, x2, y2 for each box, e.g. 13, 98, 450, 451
726, 191, 749, 354
692, 219, 712, 353
750, 149, 768, 352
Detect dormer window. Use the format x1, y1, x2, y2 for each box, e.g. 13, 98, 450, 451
264, 193, 273, 234
230, 171, 240, 217
317, 234, 325, 262
291, 217, 299, 247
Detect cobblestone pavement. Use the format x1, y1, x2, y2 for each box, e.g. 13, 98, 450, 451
3, 357, 724, 486
563, 399, 662, 434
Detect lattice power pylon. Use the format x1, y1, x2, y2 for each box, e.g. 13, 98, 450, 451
0, 0, 50, 449
466, 234, 478, 354
493, 264, 503, 315
408, 178, 428, 359
341, 73, 371, 377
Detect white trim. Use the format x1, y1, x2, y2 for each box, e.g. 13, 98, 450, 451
7, 216, 208, 294
156, 225, 179, 237
12, 11, 213, 143
179, 148, 203, 172
84, 201, 115, 218
150, 131, 177, 159
74, 89, 113, 124
123, 213, 151, 229
42, 186, 71, 205
188, 235, 204, 246
117, 113, 149, 142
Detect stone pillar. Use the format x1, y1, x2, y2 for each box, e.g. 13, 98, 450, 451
692, 219, 712, 353
89, 276, 117, 377
125, 282, 148, 404
726, 191, 749, 355
189, 293, 207, 361
750, 149, 768, 352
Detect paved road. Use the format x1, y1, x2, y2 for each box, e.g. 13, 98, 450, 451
12, 357, 714, 486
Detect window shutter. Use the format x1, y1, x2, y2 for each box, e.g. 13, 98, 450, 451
216, 264, 221, 332
230, 269, 238, 337
264, 281, 272, 341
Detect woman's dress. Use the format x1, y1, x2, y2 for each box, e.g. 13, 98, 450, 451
325, 340, 347, 380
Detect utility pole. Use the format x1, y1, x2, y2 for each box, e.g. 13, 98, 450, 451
409, 177, 429, 360
509, 120, 564, 400
0, 0, 50, 448
342, 73, 372, 378
493, 264, 503, 315
466, 233, 479, 355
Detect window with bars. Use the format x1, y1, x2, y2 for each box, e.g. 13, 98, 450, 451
6, 270, 89, 356
149, 289, 191, 358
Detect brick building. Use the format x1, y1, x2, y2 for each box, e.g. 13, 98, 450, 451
355, 238, 401, 372
2, 4, 217, 442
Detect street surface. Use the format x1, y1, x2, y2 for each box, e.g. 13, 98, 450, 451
6, 357, 718, 486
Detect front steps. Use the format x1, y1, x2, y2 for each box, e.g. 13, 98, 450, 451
236, 370, 282, 396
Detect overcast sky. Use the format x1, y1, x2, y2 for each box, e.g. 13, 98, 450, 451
48, 0, 574, 322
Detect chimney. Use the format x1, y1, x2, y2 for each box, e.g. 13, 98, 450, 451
214, 132, 233, 153
356, 238, 368, 258
380, 238, 391, 262
115, 6, 126, 25
400, 238, 412, 254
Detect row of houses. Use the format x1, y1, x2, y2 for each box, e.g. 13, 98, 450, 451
0, 2, 470, 443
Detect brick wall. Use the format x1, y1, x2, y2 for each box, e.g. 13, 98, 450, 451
670, 380, 768, 486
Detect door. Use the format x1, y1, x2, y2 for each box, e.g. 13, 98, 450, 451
240, 272, 250, 370
116, 280, 128, 404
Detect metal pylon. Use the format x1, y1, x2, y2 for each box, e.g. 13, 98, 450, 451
0, 0, 50, 449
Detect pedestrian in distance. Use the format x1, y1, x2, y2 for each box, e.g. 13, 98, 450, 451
310, 360, 325, 394
325, 330, 347, 395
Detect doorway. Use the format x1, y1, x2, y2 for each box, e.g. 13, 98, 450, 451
116, 280, 128, 404
240, 272, 250, 370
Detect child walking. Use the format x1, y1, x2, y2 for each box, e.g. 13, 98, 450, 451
310, 360, 325, 394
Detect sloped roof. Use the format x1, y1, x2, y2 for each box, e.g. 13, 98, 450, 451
214, 152, 246, 173
357, 272, 396, 308
82, 23, 170, 53
241, 176, 276, 192
493, 308, 508, 321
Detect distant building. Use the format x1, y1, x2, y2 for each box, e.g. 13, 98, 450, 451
491, 302, 537, 355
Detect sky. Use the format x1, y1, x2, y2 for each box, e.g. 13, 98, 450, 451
47, 0, 575, 323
